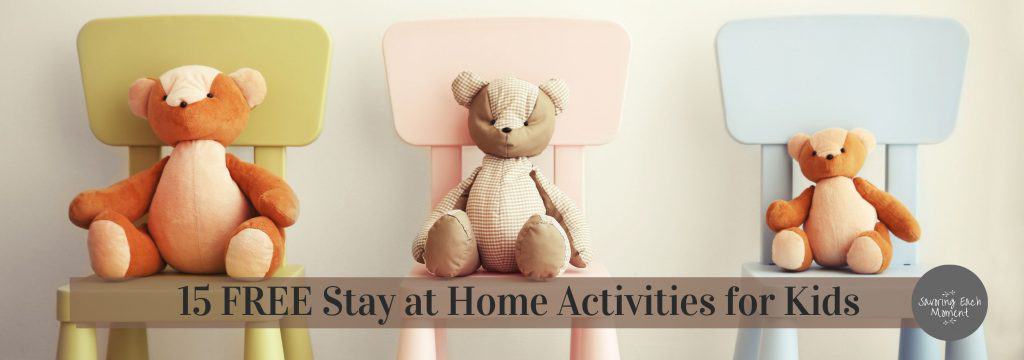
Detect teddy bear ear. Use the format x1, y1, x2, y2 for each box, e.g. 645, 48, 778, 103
849, 128, 877, 153
538, 78, 569, 115
229, 68, 267, 108
451, 71, 488, 107
128, 78, 157, 119
787, 133, 810, 159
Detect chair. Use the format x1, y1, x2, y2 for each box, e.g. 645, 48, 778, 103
716, 16, 987, 359
57, 16, 330, 360
383, 18, 630, 360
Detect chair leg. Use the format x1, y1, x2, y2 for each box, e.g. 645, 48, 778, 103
569, 322, 621, 360
734, 328, 762, 360
434, 325, 447, 360
397, 319, 438, 360
898, 322, 940, 360
280, 316, 313, 360
945, 326, 987, 360
106, 326, 148, 360
57, 322, 97, 360
245, 321, 285, 360
759, 328, 798, 360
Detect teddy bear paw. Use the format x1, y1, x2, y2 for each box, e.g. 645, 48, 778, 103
87, 220, 131, 280
225, 228, 274, 281
515, 215, 570, 280
771, 230, 809, 271
847, 236, 884, 274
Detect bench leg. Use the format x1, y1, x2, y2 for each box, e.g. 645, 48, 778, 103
898, 324, 940, 360
759, 328, 798, 360
280, 316, 313, 360
245, 321, 285, 360
57, 322, 97, 360
106, 326, 148, 360
945, 326, 987, 360
734, 328, 762, 360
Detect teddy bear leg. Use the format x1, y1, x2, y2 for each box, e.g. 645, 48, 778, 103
225, 216, 285, 280
424, 210, 480, 277
771, 227, 813, 272
515, 214, 571, 280
88, 210, 165, 280
847, 222, 893, 274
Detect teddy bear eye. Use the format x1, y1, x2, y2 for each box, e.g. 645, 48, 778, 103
207, 93, 213, 98
162, 95, 167, 101
523, 121, 529, 126
489, 120, 496, 125
840, 148, 846, 153
812, 151, 817, 156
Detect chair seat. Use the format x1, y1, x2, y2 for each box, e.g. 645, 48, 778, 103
741, 261, 930, 278
407, 262, 611, 278
56, 264, 305, 322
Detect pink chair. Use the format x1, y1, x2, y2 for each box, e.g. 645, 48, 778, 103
383, 18, 630, 360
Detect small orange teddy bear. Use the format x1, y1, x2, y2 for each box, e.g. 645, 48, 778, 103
767, 128, 920, 274
69, 65, 297, 281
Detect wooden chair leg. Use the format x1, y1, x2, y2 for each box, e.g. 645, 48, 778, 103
57, 322, 97, 360
396, 318, 438, 360
245, 321, 285, 360
106, 326, 148, 360
945, 325, 987, 360
734, 328, 762, 360
433, 325, 447, 360
280, 316, 313, 360
758, 328, 798, 360
569, 321, 620, 360
898, 322, 940, 360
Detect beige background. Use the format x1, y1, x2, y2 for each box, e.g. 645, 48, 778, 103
1, 0, 1022, 359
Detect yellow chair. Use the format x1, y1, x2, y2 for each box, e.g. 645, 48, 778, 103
57, 15, 330, 360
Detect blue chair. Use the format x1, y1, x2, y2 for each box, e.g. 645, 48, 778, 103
716, 16, 987, 360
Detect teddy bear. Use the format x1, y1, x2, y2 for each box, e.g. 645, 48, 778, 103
767, 128, 921, 274
412, 71, 592, 280
68, 65, 297, 281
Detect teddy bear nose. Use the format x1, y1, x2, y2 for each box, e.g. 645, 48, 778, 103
179, 101, 188, 108
826, 154, 834, 160
501, 127, 512, 133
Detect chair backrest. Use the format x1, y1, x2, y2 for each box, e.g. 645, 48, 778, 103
383, 18, 630, 207
716, 16, 969, 266
78, 15, 331, 177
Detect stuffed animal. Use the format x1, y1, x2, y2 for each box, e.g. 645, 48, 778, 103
412, 71, 592, 280
69, 65, 297, 281
767, 128, 920, 274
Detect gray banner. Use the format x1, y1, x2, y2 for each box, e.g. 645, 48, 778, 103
69, 276, 920, 328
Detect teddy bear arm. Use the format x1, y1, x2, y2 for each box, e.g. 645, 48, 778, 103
413, 167, 481, 263
766, 186, 814, 232
853, 177, 921, 242
529, 170, 592, 267
68, 157, 169, 228
225, 154, 299, 227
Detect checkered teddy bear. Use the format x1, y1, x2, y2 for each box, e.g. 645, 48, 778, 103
412, 71, 592, 280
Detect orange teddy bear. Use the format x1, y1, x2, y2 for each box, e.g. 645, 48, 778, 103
767, 128, 920, 274
69, 65, 297, 281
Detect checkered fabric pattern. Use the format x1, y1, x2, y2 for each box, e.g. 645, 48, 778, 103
413, 167, 481, 263
486, 77, 539, 132
538, 79, 569, 115
467, 155, 548, 272
530, 168, 593, 266
452, 71, 488, 107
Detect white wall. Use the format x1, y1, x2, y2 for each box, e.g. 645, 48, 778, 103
1, 0, 1022, 359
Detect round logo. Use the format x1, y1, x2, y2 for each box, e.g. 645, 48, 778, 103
911, 265, 987, 341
